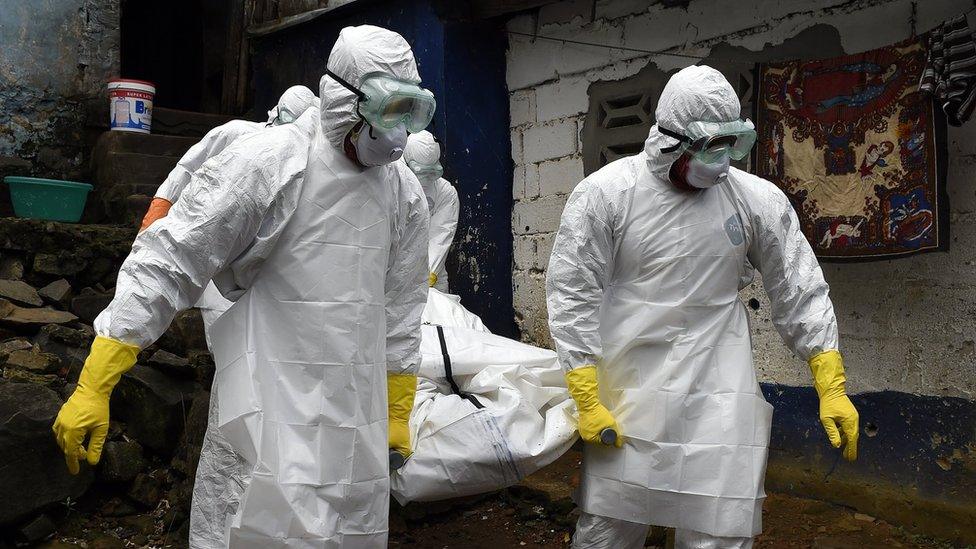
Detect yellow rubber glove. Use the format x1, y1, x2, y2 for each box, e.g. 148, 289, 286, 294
388, 373, 417, 459
809, 350, 859, 462
428, 272, 438, 288
566, 365, 623, 448
53, 336, 139, 474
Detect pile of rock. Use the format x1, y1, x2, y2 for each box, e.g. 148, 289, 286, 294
0, 218, 212, 545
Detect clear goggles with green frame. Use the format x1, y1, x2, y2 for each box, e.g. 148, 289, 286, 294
659, 119, 757, 164
325, 69, 436, 133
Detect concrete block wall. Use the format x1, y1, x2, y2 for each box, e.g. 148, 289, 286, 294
507, 0, 976, 399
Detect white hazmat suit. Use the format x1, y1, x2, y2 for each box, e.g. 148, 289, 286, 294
142, 86, 319, 348
546, 66, 840, 548
154, 85, 319, 203
403, 130, 459, 292
96, 26, 429, 548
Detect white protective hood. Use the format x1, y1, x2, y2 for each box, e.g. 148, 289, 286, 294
403, 130, 441, 176
320, 25, 421, 148
643, 65, 741, 179
267, 85, 319, 124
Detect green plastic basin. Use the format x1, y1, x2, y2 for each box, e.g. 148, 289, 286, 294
4, 176, 93, 223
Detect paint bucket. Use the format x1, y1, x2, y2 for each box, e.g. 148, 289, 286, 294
107, 79, 155, 133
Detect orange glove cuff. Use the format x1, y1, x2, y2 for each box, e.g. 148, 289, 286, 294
139, 198, 173, 232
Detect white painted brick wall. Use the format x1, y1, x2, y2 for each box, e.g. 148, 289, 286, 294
524, 162, 541, 199
512, 165, 526, 200
514, 233, 555, 272
513, 236, 535, 271
539, 155, 585, 197
510, 128, 523, 165
513, 194, 568, 236
535, 75, 591, 122
522, 120, 578, 164
505, 0, 976, 400
510, 89, 536, 128
513, 269, 553, 347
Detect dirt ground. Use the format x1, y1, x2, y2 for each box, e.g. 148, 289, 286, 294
389, 490, 966, 548
31, 449, 968, 549
389, 450, 969, 549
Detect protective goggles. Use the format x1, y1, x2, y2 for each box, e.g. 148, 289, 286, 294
659, 119, 757, 164
325, 69, 436, 133
407, 160, 443, 180
277, 107, 298, 124
266, 106, 297, 126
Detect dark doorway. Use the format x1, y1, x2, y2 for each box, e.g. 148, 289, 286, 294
120, 0, 231, 113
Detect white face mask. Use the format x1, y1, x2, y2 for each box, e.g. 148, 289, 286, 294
353, 122, 408, 167
685, 154, 730, 189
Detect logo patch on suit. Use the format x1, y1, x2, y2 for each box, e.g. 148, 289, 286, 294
725, 214, 744, 246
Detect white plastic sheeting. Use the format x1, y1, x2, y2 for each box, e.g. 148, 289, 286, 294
391, 289, 578, 503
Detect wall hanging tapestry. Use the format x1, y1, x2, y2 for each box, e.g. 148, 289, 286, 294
755, 38, 947, 260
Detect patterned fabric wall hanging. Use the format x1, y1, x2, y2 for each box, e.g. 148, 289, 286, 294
755, 38, 948, 260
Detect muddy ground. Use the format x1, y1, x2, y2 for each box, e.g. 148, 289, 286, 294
390, 491, 963, 549
27, 448, 968, 549
388, 450, 966, 549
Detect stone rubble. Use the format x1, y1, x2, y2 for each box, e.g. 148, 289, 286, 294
0, 218, 211, 545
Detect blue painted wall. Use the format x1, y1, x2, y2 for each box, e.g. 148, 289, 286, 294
248, 0, 516, 337
762, 382, 976, 544
439, 20, 517, 338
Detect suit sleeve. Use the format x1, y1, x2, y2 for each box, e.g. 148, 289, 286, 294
746, 182, 839, 360
94, 135, 303, 348
427, 179, 459, 281
155, 121, 258, 202
545, 180, 616, 373
384, 171, 430, 375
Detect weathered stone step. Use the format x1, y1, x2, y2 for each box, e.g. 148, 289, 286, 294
95, 151, 179, 190
92, 131, 198, 160
93, 151, 179, 222
99, 186, 160, 227
152, 107, 239, 137
88, 131, 198, 223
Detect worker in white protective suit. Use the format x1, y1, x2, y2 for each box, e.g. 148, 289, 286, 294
546, 65, 859, 549
403, 130, 459, 291
138, 85, 319, 347
52, 25, 432, 548
140, 84, 319, 230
